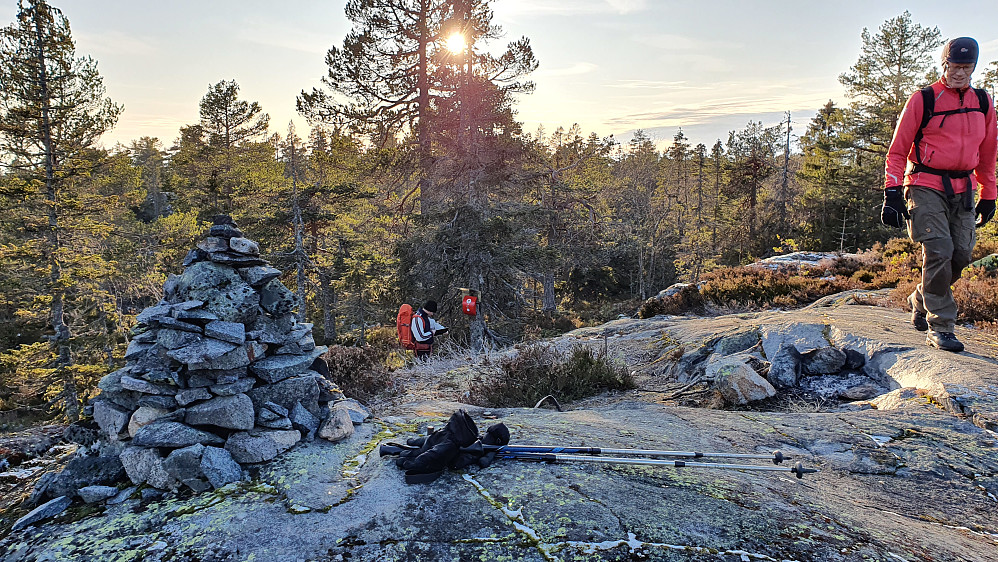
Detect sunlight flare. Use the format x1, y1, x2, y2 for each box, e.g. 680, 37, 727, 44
444, 32, 466, 54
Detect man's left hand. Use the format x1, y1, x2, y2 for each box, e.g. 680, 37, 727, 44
976, 198, 996, 228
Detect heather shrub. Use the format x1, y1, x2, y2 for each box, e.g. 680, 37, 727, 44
467, 344, 634, 407
322, 344, 395, 402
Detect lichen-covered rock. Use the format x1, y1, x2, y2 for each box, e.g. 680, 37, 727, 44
289, 401, 320, 440
250, 353, 315, 383
224, 430, 301, 464
260, 278, 298, 316
210, 377, 256, 396
166, 338, 238, 365
229, 237, 260, 255
176, 387, 213, 406
239, 265, 281, 287
120, 446, 160, 485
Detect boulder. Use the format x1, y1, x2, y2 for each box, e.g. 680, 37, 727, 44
712, 330, 760, 356
317, 403, 355, 443
334, 399, 372, 425
186, 343, 252, 371
238, 265, 282, 287
173, 261, 243, 302
28, 453, 125, 505
119, 375, 176, 395
200, 446, 243, 489
767, 344, 802, 389
185, 394, 255, 430
801, 347, 848, 375
224, 430, 301, 464
709, 358, 777, 405
131, 421, 225, 448
204, 282, 260, 325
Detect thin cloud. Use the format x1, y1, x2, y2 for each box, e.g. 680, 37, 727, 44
236, 18, 335, 54
534, 62, 598, 77
605, 93, 833, 128
496, 0, 647, 18
75, 30, 158, 57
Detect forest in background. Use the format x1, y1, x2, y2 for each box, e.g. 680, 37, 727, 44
2, 0, 997, 421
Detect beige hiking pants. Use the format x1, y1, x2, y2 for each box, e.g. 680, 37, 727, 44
905, 186, 976, 332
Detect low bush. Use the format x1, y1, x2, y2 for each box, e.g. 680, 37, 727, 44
322, 344, 395, 403
467, 343, 634, 407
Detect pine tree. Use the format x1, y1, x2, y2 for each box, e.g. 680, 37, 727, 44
0, 0, 121, 419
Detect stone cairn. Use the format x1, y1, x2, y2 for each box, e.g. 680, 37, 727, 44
91, 216, 358, 493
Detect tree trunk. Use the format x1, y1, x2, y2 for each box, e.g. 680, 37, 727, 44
541, 273, 556, 313
320, 269, 336, 345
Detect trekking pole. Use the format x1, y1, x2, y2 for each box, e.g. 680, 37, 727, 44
495, 451, 818, 479
473, 444, 790, 465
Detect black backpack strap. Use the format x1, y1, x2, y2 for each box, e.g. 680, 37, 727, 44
974, 87, 991, 117
913, 86, 935, 165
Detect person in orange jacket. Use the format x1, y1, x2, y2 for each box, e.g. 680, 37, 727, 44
882, 37, 997, 352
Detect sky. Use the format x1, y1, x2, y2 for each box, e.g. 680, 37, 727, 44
2, 0, 998, 153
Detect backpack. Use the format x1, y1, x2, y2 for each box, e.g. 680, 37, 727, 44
913, 85, 991, 166
911, 85, 991, 206
396, 304, 431, 352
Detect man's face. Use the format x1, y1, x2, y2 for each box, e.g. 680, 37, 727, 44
944, 62, 975, 89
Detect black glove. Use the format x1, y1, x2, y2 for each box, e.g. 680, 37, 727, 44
880, 187, 909, 229
976, 198, 996, 228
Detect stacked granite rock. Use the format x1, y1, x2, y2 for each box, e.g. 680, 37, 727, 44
91, 216, 357, 493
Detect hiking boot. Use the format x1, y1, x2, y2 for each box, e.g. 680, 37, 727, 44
911, 310, 928, 331
926, 330, 964, 352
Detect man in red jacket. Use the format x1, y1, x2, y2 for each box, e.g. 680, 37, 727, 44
882, 37, 997, 352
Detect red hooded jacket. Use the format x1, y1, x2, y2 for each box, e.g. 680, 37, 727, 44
884, 78, 997, 201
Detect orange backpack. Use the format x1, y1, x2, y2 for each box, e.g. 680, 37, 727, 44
397, 304, 431, 351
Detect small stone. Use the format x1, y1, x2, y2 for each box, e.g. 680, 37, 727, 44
238, 266, 282, 287
136, 304, 172, 325
801, 347, 847, 375
205, 320, 246, 345
157, 329, 202, 350
131, 421, 225, 448
182, 248, 209, 267
250, 353, 316, 383
78, 485, 120, 504
209, 252, 266, 267
120, 375, 176, 395
176, 387, 213, 407
209, 223, 243, 239
138, 395, 178, 410
125, 340, 155, 360
107, 486, 137, 505
198, 236, 230, 253
210, 378, 256, 396
167, 338, 239, 366
12, 496, 73, 531
128, 406, 173, 438
185, 394, 255, 430
200, 446, 243, 489
163, 444, 210, 492
260, 278, 298, 316
844, 349, 866, 370
229, 237, 260, 256
93, 399, 131, 439
289, 402, 320, 440
224, 430, 301, 464
318, 403, 354, 443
